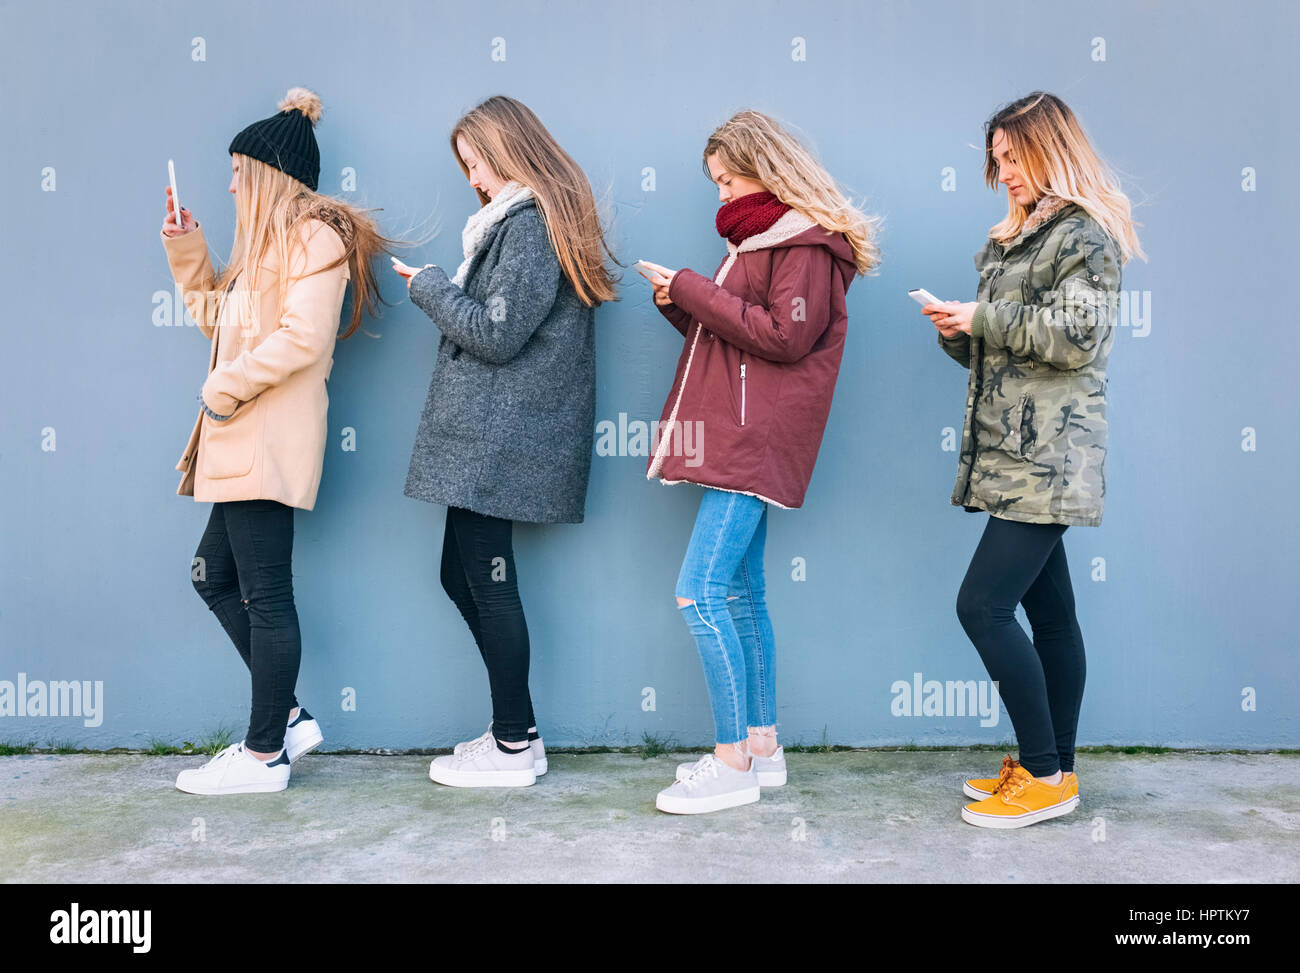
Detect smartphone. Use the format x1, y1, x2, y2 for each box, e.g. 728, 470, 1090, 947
908, 288, 945, 306
168, 159, 183, 229
637, 260, 668, 282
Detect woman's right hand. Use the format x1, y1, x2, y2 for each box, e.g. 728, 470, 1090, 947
163, 185, 197, 237
922, 301, 963, 338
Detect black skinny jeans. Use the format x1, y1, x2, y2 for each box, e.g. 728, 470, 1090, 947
440, 505, 534, 743
956, 515, 1087, 777
192, 499, 301, 753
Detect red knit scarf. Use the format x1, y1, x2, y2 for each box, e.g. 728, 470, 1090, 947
715, 191, 791, 245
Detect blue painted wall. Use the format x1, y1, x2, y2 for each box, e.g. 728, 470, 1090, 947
1, 0, 1295, 750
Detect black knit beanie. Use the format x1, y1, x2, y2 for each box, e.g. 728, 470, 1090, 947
228, 87, 322, 191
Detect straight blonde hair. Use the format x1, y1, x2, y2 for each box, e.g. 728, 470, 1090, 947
702, 110, 881, 276
450, 95, 618, 307
984, 92, 1146, 263
215, 90, 400, 339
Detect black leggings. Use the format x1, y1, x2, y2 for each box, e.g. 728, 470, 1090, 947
192, 499, 301, 753
440, 506, 534, 743
956, 515, 1087, 777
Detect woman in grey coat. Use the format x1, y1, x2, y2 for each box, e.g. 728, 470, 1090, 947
394, 96, 617, 788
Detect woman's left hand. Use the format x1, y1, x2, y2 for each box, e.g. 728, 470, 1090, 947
924, 300, 977, 334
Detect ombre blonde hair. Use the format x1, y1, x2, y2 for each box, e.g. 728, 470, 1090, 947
702, 110, 881, 276
984, 92, 1145, 263
450, 96, 618, 307
214, 89, 401, 339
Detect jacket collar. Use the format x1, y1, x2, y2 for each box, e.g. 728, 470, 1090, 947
1002, 193, 1072, 250
729, 208, 817, 255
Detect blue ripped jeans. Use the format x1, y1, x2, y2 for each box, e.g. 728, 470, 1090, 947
675, 488, 777, 745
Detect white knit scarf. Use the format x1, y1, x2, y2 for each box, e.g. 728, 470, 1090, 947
450, 180, 534, 287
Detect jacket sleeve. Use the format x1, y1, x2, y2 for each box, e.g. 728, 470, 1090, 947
937, 331, 972, 368
160, 225, 220, 339
201, 221, 348, 415
970, 219, 1120, 370
408, 213, 561, 366
666, 244, 835, 364
655, 298, 693, 338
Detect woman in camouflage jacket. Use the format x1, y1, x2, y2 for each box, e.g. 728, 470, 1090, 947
922, 92, 1144, 831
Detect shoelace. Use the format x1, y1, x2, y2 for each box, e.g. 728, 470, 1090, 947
679, 754, 723, 789
199, 742, 241, 772
458, 732, 497, 763
996, 757, 1028, 800
457, 728, 494, 754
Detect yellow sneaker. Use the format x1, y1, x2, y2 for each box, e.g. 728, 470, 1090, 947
963, 755, 1078, 800
961, 763, 1079, 829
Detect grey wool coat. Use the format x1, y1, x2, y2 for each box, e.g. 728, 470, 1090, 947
403, 197, 595, 524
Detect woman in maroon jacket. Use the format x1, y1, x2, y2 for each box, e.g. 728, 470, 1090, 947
638, 110, 880, 815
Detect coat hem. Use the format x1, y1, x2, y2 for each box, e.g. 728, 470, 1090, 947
402, 482, 583, 525
652, 475, 794, 511
952, 496, 1100, 527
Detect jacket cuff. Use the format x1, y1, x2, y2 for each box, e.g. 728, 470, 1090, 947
969, 301, 994, 342
161, 224, 204, 250
666, 268, 710, 318
408, 264, 452, 318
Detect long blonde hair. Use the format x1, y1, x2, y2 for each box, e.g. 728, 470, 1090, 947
215, 89, 400, 338
450, 96, 618, 307
984, 92, 1145, 263
702, 110, 881, 276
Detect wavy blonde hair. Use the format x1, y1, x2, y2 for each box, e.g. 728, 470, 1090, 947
702, 110, 880, 276
215, 89, 401, 338
451, 95, 618, 307
984, 92, 1145, 263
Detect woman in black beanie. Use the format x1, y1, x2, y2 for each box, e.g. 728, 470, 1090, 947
160, 87, 397, 795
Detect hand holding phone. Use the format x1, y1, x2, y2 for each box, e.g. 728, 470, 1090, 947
909, 288, 947, 307
392, 257, 435, 289
391, 257, 422, 278
163, 161, 196, 237
637, 259, 676, 283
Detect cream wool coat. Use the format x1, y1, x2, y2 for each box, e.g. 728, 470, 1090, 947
160, 220, 349, 511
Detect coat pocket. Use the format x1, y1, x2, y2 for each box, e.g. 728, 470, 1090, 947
200, 396, 259, 480
997, 392, 1037, 458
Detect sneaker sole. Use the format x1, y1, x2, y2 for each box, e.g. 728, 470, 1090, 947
175, 778, 289, 796
286, 731, 324, 763
656, 785, 761, 815
535, 756, 547, 776
428, 765, 536, 788
960, 794, 1080, 829
677, 764, 785, 787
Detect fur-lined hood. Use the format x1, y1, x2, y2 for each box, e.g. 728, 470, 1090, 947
1000, 193, 1073, 250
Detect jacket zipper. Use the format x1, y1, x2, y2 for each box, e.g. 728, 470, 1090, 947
740, 363, 747, 426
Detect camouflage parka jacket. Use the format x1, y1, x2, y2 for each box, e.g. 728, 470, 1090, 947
939, 195, 1123, 526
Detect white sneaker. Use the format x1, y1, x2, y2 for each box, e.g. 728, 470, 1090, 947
175, 742, 290, 795
284, 707, 323, 762
678, 746, 786, 786
454, 724, 547, 776
656, 753, 760, 815
430, 733, 537, 788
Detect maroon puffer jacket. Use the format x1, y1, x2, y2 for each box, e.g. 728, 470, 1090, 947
646, 209, 858, 509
